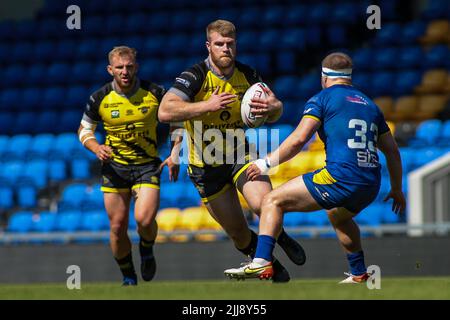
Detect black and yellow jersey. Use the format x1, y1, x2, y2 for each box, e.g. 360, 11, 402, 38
169, 59, 262, 167
83, 79, 165, 165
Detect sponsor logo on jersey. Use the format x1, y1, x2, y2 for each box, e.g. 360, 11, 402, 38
175, 77, 191, 88
139, 107, 149, 114
111, 110, 120, 118
126, 109, 134, 116
303, 107, 314, 114
220, 110, 231, 122
346, 95, 369, 105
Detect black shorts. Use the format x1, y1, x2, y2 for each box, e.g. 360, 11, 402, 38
101, 159, 162, 193
188, 161, 252, 203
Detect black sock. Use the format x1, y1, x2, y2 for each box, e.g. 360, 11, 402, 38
276, 228, 289, 244
115, 252, 136, 279
236, 230, 258, 258
139, 237, 155, 258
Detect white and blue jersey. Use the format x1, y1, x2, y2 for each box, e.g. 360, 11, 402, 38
301, 84, 390, 213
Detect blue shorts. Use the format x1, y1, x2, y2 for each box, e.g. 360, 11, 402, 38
302, 167, 380, 213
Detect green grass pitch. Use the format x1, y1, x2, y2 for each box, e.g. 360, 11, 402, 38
0, 277, 449, 300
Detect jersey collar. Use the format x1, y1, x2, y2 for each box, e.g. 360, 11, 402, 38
205, 58, 235, 80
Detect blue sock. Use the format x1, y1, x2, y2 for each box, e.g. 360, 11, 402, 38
255, 235, 276, 262
346, 251, 367, 276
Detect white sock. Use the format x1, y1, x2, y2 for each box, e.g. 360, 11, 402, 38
253, 258, 271, 266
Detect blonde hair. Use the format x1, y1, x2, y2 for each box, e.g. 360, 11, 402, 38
206, 19, 236, 41
321, 52, 353, 70
108, 46, 137, 64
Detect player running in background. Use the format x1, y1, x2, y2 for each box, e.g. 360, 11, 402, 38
158, 20, 306, 282
224, 52, 406, 283
78, 46, 180, 286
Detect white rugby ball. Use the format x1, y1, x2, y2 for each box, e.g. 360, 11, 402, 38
241, 82, 269, 128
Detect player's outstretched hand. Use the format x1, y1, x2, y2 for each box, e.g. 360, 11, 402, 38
246, 163, 262, 181
95, 145, 113, 162
160, 156, 180, 182
383, 189, 406, 214
205, 86, 236, 112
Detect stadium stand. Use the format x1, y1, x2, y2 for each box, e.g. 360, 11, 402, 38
0, 0, 449, 244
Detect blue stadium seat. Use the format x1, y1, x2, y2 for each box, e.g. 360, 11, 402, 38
305, 25, 322, 48
4, 135, 32, 160
58, 183, 89, 211
259, 29, 280, 52
326, 25, 347, 47
48, 159, 67, 181
35, 111, 59, 134
392, 70, 422, 96
330, 2, 358, 24
0, 112, 14, 135
7, 211, 34, 233
42, 87, 66, 110
82, 184, 103, 211
170, 12, 194, 32
25, 64, 47, 86
21, 88, 43, 112
11, 42, 33, 63
275, 51, 296, 74
70, 157, 91, 180
143, 35, 165, 56
83, 16, 106, 37
411, 119, 442, 146
55, 39, 78, 61
160, 183, 184, 208
77, 39, 102, 60
284, 4, 307, 27
33, 41, 55, 62
56, 211, 82, 232
0, 135, 8, 157
52, 133, 79, 160
72, 62, 94, 84
272, 124, 294, 144
0, 160, 25, 186
147, 12, 170, 32
14, 20, 36, 41
397, 46, 424, 69
374, 47, 398, 69
284, 212, 307, 227
373, 23, 401, 45
304, 210, 329, 226
239, 7, 261, 28
273, 76, 301, 100
369, 72, 395, 97
399, 21, 426, 45
178, 182, 201, 208
124, 13, 147, 33
28, 134, 54, 159
12, 112, 36, 135
0, 89, 20, 111
22, 159, 48, 188
57, 110, 81, 133
32, 212, 57, 232
0, 184, 14, 209
46, 63, 72, 86
424, 45, 450, 69
298, 74, 320, 98
16, 183, 37, 208
5, 65, 26, 87
81, 211, 109, 231
439, 120, 450, 146
356, 205, 383, 226
262, 6, 285, 27
307, 3, 331, 24
422, 0, 450, 19
379, 203, 401, 224
411, 147, 447, 168
281, 28, 306, 50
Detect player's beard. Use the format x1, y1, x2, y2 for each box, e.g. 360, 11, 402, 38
211, 52, 234, 70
